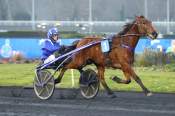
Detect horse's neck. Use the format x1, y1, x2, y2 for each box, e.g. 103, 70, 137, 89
124, 26, 140, 49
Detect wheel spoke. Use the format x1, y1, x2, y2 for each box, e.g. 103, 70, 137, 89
44, 75, 53, 84
34, 70, 55, 99
85, 87, 90, 96
36, 75, 42, 85
43, 72, 49, 82
88, 73, 98, 84
34, 82, 42, 87
88, 72, 92, 81
89, 88, 93, 96
45, 86, 50, 96
90, 84, 96, 92
35, 78, 40, 84
80, 69, 99, 99
38, 88, 45, 96
35, 86, 42, 92
47, 82, 54, 86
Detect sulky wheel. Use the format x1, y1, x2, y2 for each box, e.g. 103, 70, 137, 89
34, 69, 55, 100
80, 69, 99, 99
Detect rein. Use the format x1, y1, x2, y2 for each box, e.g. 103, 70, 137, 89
117, 33, 144, 38
103, 20, 148, 52
109, 33, 145, 52
109, 21, 147, 52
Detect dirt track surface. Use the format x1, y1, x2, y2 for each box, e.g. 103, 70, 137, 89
0, 87, 175, 116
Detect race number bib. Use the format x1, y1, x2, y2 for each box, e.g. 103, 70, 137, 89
101, 40, 110, 53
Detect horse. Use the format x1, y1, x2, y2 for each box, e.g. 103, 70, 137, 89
55, 16, 158, 97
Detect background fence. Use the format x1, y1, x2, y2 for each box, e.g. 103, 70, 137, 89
0, 0, 175, 34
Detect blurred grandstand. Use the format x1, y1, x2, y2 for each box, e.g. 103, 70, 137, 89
0, 0, 175, 36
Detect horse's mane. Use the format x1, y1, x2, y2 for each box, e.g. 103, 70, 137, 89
118, 21, 135, 36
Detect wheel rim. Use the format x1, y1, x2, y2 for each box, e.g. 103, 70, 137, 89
80, 69, 99, 99
34, 70, 55, 100
81, 82, 99, 99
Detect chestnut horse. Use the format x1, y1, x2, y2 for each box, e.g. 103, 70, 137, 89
55, 16, 158, 97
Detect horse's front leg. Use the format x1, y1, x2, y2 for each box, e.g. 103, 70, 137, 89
111, 72, 131, 84
112, 64, 152, 96
54, 68, 67, 84
97, 66, 116, 98
110, 61, 131, 84
132, 74, 153, 96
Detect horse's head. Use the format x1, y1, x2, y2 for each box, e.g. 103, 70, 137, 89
135, 16, 158, 40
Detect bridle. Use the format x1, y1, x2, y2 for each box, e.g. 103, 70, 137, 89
111, 21, 148, 52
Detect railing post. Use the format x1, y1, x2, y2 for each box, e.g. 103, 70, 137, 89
32, 0, 35, 31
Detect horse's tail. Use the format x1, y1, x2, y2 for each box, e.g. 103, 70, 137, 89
72, 40, 80, 48
63, 40, 80, 53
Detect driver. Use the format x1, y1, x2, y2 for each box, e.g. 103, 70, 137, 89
41, 27, 65, 64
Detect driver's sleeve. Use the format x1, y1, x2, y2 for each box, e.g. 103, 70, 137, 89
53, 45, 66, 57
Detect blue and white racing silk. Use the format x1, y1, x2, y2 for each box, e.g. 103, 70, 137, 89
41, 39, 61, 61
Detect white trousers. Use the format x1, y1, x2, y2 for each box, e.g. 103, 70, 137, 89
44, 55, 55, 64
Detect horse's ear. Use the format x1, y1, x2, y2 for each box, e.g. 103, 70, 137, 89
136, 15, 145, 18
140, 15, 145, 18
135, 15, 145, 21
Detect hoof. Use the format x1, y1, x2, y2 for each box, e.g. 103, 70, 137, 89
146, 92, 153, 96
110, 76, 116, 81
110, 76, 121, 83
54, 79, 60, 84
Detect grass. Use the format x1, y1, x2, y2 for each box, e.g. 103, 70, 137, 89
0, 64, 35, 87
0, 63, 175, 93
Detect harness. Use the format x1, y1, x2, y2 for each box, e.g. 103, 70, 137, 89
101, 35, 113, 53
117, 34, 143, 52
102, 21, 147, 53
102, 33, 143, 53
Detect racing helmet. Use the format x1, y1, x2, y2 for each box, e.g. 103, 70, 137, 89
47, 27, 59, 39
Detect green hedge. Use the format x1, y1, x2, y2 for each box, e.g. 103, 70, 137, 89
135, 48, 175, 68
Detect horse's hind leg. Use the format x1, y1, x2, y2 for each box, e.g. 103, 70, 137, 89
54, 68, 67, 84
97, 66, 116, 98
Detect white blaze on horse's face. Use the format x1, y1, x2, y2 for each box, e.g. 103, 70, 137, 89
136, 16, 158, 40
